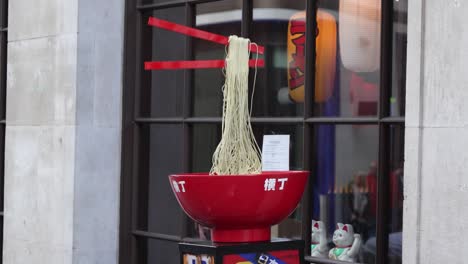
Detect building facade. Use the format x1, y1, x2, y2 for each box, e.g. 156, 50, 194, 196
0, 0, 467, 264
4, 0, 124, 263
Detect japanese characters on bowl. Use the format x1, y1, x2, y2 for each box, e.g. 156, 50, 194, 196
264, 177, 288, 192
311, 221, 361, 262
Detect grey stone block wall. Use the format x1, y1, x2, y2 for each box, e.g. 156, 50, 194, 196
3, 0, 124, 263
73, 0, 124, 263
4, 1, 78, 263
404, 0, 468, 263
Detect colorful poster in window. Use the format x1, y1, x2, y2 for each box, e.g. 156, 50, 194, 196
287, 10, 337, 103
183, 254, 215, 264
223, 249, 300, 264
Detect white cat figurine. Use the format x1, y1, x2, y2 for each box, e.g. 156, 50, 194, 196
329, 223, 361, 262
311, 220, 328, 258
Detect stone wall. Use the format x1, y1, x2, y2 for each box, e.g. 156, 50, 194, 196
404, 1, 468, 263
3, 0, 124, 263
73, 0, 124, 263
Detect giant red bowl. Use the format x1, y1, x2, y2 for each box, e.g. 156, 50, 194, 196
168, 171, 309, 242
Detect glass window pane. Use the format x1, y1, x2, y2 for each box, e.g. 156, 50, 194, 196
191, 124, 221, 173
137, 124, 186, 236
140, 8, 187, 117
252, 124, 304, 171
192, 1, 241, 117
188, 124, 304, 239
187, 124, 221, 239
387, 125, 404, 263
314, 0, 381, 117
359, 126, 404, 264
254, 124, 304, 240
148, 239, 179, 264
312, 124, 378, 264
249, 1, 306, 117
141, 0, 182, 5
390, 0, 407, 116
138, 238, 180, 264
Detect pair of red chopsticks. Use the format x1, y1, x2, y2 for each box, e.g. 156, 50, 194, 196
144, 17, 265, 70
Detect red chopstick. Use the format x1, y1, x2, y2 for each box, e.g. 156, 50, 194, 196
145, 59, 264, 70
148, 17, 264, 55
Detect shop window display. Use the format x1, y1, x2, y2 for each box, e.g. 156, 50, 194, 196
120, 0, 407, 263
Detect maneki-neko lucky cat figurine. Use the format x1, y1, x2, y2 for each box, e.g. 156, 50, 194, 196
329, 223, 361, 262
310, 220, 328, 258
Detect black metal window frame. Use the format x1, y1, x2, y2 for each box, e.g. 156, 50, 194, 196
0, 1, 7, 262
119, 0, 404, 264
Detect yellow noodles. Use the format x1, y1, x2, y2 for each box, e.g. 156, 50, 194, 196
210, 36, 262, 175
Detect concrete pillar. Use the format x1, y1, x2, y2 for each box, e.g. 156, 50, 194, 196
3, 0, 124, 263
404, 0, 468, 263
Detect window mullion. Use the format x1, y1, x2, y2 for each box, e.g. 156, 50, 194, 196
301, 0, 318, 255
131, 0, 150, 261
376, 0, 394, 263
241, 0, 252, 38
181, 2, 195, 239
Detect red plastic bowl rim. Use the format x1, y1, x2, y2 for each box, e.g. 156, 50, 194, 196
169, 170, 309, 177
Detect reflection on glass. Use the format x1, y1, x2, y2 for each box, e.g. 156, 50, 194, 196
191, 124, 222, 173
140, 8, 186, 117
188, 124, 222, 239
145, 239, 180, 264
360, 126, 404, 264
252, 125, 304, 171
252, 125, 304, 239
282, 7, 338, 114
193, 1, 241, 117
193, 1, 310, 117
315, 0, 381, 117
391, 0, 407, 116
137, 125, 186, 236
312, 125, 378, 264
191, 124, 303, 173
189, 124, 304, 239
250, 1, 306, 116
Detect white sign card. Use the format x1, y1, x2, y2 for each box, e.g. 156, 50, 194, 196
261, 135, 290, 171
